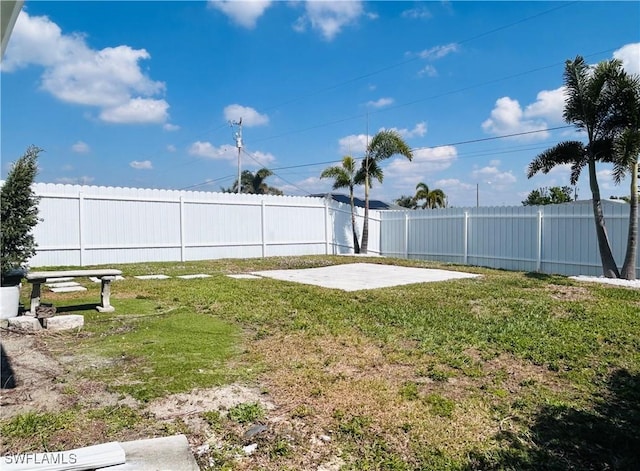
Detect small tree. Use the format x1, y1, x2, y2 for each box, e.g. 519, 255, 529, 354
1, 146, 42, 284
522, 186, 574, 206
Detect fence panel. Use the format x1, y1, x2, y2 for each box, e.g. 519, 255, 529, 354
20, 182, 639, 277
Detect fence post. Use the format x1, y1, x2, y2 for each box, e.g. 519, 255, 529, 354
179, 196, 185, 262
79, 192, 85, 266
261, 199, 267, 257
537, 210, 543, 272
324, 199, 330, 255
463, 211, 469, 265
404, 212, 409, 259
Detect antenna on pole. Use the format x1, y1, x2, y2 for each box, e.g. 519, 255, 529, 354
229, 118, 243, 194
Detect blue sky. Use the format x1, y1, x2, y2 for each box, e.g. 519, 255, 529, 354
2, 1, 639, 207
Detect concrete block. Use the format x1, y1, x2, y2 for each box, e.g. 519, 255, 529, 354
101, 434, 199, 470
50, 286, 87, 293
44, 315, 84, 331
7, 316, 42, 332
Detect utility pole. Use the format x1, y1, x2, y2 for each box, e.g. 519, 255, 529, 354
476, 183, 479, 208
230, 118, 243, 193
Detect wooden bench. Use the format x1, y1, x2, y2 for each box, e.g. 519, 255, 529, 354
25, 269, 122, 315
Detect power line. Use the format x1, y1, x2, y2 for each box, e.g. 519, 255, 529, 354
178, 125, 575, 191
130, 1, 582, 178
258, 1, 578, 114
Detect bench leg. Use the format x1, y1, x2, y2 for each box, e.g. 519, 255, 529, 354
97, 277, 115, 312
29, 283, 42, 316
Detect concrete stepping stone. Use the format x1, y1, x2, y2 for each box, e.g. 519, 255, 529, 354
50, 285, 88, 293
44, 314, 84, 331
134, 274, 171, 280
46, 281, 82, 288
45, 277, 74, 283
227, 274, 262, 279
90, 275, 125, 283
177, 274, 211, 279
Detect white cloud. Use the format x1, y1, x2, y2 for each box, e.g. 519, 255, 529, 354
614, 42, 640, 76
417, 43, 459, 60
163, 123, 180, 132
471, 165, 517, 186
389, 122, 427, 139
188, 141, 236, 160
208, 0, 272, 28
242, 149, 276, 167
56, 176, 94, 185
280, 176, 329, 195
434, 178, 475, 191
223, 104, 269, 127
418, 65, 437, 77
524, 87, 566, 123
338, 134, 369, 155
71, 141, 90, 153
100, 98, 169, 124
482, 97, 549, 140
167, 144, 177, 152
188, 141, 275, 168
385, 146, 457, 185
294, 1, 364, 41
130, 160, 153, 170
401, 7, 432, 19
2, 11, 168, 125
366, 97, 394, 108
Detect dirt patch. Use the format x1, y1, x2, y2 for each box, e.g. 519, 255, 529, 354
0, 330, 137, 418
546, 284, 594, 302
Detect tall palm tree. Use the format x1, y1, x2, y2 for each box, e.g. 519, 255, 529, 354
527, 57, 630, 278
320, 156, 361, 253
414, 182, 447, 209
611, 71, 640, 279
355, 129, 413, 253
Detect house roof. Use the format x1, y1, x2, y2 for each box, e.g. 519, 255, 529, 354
310, 193, 401, 210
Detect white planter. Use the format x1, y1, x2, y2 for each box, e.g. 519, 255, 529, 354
0, 285, 21, 319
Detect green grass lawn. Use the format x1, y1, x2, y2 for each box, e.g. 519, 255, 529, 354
2, 256, 639, 470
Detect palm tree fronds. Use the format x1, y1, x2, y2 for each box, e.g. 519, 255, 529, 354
527, 141, 586, 178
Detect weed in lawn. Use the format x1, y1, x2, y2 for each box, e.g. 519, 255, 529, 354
228, 402, 265, 424
290, 404, 314, 419
399, 381, 420, 401
202, 410, 224, 430
424, 393, 456, 418
268, 437, 293, 458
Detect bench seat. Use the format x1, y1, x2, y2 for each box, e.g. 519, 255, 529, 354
25, 269, 122, 315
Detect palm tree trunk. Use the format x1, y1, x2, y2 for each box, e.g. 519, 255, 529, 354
621, 160, 638, 280
588, 159, 620, 278
349, 189, 360, 254
361, 175, 369, 254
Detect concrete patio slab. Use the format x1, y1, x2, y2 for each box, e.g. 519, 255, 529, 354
49, 285, 87, 293
134, 274, 171, 280
177, 274, 211, 279
252, 262, 480, 291
227, 274, 262, 279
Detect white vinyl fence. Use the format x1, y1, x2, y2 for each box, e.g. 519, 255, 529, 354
20, 183, 639, 277
380, 201, 639, 277
28, 183, 381, 267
